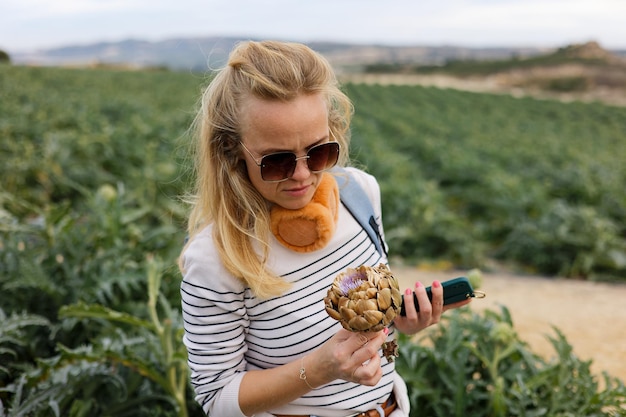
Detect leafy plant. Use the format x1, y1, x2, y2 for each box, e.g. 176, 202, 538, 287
345, 82, 626, 280
1, 256, 196, 417
58, 255, 191, 417
0, 309, 49, 381
2, 63, 626, 416
499, 200, 626, 279
395, 307, 626, 417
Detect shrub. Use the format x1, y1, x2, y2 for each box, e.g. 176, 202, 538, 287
546, 76, 591, 92
0, 50, 10, 64
0, 257, 201, 417
2, 65, 626, 416
396, 307, 626, 417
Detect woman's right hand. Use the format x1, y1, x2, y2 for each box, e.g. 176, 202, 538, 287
305, 327, 389, 387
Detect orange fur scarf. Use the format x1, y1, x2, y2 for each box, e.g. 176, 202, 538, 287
270, 173, 339, 253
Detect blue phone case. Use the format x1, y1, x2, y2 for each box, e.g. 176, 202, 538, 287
400, 276, 475, 315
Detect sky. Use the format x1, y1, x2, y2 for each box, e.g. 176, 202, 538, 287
2, 0, 626, 53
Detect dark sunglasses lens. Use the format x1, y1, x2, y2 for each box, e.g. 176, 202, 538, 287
308, 142, 340, 172
260, 152, 296, 181
259, 142, 340, 181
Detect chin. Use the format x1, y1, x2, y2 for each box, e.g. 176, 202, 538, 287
279, 198, 311, 211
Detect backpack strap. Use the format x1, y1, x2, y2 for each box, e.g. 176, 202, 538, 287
333, 168, 387, 257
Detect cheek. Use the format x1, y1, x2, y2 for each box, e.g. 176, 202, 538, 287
245, 162, 278, 203
257, 186, 281, 206
251, 178, 276, 203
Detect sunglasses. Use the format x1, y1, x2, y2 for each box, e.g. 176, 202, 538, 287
241, 141, 340, 182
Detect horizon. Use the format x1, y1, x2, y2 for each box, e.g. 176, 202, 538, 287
12, 35, 620, 55
2, 0, 626, 53
8, 34, 623, 54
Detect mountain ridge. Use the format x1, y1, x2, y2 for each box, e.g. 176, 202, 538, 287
14, 36, 619, 72
10, 37, 626, 106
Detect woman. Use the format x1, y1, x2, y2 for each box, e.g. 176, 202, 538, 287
180, 40, 469, 417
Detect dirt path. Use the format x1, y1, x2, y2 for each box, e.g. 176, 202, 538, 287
393, 266, 626, 384
341, 73, 626, 107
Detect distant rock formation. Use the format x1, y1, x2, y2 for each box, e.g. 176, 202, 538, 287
559, 41, 623, 63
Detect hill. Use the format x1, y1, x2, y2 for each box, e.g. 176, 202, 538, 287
348, 41, 626, 107
12, 36, 561, 71
12, 37, 241, 71
11, 37, 626, 107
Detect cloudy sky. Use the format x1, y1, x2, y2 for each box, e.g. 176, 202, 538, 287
2, 0, 625, 53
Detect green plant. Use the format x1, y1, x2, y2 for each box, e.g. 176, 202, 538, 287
546, 76, 591, 92
0, 309, 49, 382
499, 200, 626, 279
2, 64, 626, 416
395, 307, 626, 417
0, 257, 195, 417
345, 82, 626, 280
0, 50, 9, 64
57, 256, 190, 417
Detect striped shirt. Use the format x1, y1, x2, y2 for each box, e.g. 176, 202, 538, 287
180, 168, 403, 416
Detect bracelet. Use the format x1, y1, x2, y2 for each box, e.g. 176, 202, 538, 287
299, 356, 317, 390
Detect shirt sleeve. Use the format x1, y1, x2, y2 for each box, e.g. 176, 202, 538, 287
180, 227, 249, 416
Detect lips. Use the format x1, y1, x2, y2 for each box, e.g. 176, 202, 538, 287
283, 184, 311, 197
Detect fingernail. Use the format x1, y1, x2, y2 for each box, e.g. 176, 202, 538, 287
433, 280, 441, 288
383, 327, 389, 335
405, 288, 412, 295
415, 281, 422, 288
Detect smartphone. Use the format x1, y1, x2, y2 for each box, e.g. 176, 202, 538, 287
400, 276, 475, 316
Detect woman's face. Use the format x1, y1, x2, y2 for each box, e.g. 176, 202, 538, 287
240, 93, 331, 210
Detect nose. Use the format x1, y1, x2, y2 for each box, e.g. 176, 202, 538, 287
289, 155, 312, 180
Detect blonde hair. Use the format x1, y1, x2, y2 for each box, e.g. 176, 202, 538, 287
181, 40, 353, 298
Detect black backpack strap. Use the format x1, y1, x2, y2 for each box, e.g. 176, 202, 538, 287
333, 168, 387, 257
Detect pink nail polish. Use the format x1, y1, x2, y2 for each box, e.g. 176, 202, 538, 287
433, 280, 441, 288
415, 281, 422, 288
405, 288, 411, 295
383, 327, 389, 335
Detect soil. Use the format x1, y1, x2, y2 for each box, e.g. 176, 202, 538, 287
393, 266, 626, 384
341, 72, 626, 108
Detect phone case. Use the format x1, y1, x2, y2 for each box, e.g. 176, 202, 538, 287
400, 276, 475, 316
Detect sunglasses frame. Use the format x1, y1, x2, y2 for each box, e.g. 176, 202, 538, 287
240, 141, 340, 182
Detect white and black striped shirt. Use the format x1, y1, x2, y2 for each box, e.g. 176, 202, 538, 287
181, 168, 401, 416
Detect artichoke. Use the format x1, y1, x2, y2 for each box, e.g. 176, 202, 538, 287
324, 264, 402, 332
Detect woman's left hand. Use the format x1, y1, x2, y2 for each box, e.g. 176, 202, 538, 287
393, 280, 471, 335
